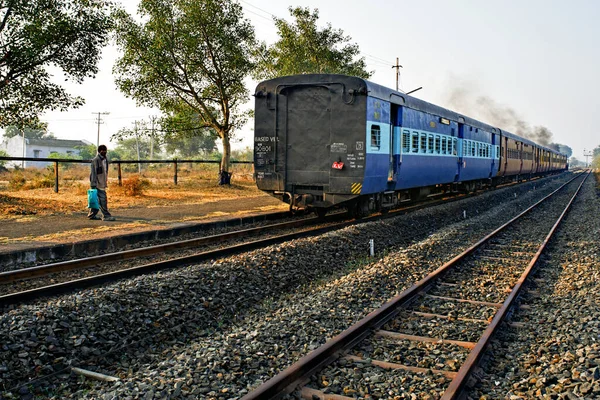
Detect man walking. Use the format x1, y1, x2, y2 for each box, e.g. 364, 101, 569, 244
88, 144, 115, 221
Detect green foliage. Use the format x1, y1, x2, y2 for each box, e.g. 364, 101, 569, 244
255, 7, 372, 80
231, 146, 253, 162
74, 144, 98, 161
0, 0, 114, 127
592, 145, 600, 169
112, 0, 257, 174
160, 110, 218, 158
47, 152, 82, 170
113, 137, 152, 161
3, 123, 52, 139
0, 149, 8, 168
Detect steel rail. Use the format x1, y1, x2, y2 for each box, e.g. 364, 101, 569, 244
0, 186, 464, 304
441, 170, 590, 399
241, 171, 586, 399
0, 217, 362, 306
0, 217, 320, 284
0, 177, 479, 285
0, 172, 572, 305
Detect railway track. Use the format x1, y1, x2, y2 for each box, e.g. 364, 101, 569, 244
2, 174, 542, 306
242, 171, 589, 399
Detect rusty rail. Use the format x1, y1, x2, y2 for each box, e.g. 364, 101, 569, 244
241, 171, 587, 399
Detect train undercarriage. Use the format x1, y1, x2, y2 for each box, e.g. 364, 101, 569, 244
279, 171, 561, 219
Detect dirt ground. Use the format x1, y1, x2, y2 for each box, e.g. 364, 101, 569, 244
0, 181, 288, 254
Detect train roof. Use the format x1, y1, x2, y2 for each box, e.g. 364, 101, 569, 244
256, 74, 566, 156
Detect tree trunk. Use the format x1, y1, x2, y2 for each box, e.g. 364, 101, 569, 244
219, 134, 231, 185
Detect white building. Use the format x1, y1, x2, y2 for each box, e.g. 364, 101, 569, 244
0, 136, 92, 168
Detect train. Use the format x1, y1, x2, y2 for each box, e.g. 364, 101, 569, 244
253, 74, 568, 217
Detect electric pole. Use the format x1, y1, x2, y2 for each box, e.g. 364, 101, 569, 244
93, 112, 110, 148
149, 116, 157, 160
391, 57, 402, 92
134, 120, 141, 174
583, 149, 593, 167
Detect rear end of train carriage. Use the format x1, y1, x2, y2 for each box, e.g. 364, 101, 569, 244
253, 74, 372, 215
253, 74, 503, 215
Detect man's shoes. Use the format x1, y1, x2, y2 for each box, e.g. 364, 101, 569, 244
88, 216, 101, 220
103, 216, 116, 221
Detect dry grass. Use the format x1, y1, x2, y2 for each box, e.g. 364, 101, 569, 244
0, 163, 261, 218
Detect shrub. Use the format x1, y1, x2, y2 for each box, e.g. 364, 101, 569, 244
121, 175, 150, 196
8, 173, 26, 190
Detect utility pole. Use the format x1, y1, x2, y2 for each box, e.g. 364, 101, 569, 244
21, 127, 25, 168
134, 121, 141, 174
149, 116, 157, 160
391, 57, 402, 92
93, 112, 110, 148
583, 149, 593, 167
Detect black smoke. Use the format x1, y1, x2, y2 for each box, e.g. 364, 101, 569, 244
443, 77, 553, 146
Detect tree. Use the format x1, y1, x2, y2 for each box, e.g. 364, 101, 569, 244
75, 144, 98, 160
593, 145, 600, 169
3, 123, 53, 139
0, 0, 113, 127
113, 137, 152, 160
112, 0, 256, 184
256, 7, 371, 80
0, 149, 8, 168
160, 110, 218, 158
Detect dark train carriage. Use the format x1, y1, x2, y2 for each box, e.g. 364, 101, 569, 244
254, 74, 369, 209
254, 74, 568, 215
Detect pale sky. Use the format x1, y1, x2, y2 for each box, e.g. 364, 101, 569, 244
7, 0, 600, 161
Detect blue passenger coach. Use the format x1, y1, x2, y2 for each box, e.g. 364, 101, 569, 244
254, 74, 567, 216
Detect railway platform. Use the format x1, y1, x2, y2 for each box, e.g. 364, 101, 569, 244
0, 195, 288, 266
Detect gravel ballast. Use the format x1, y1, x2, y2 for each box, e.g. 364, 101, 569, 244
1, 172, 598, 399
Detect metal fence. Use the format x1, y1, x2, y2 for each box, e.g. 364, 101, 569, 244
0, 156, 253, 193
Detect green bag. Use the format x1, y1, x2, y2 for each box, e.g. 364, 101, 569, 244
87, 189, 100, 209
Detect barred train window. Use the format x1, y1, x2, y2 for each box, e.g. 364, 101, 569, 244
428, 135, 434, 154
402, 130, 410, 152
370, 125, 381, 150
441, 137, 447, 154
411, 132, 419, 153
435, 136, 441, 154
420, 133, 427, 153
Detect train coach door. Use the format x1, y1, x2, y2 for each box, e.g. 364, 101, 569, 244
455, 122, 465, 181
389, 104, 401, 183
279, 85, 332, 188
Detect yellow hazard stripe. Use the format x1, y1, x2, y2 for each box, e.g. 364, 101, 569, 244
351, 183, 362, 194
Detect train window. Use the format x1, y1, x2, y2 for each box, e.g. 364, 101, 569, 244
453, 138, 458, 155
370, 125, 381, 150
435, 136, 441, 154
441, 136, 447, 154
411, 132, 419, 153
496, 146, 500, 159
428, 134, 434, 154
420, 133, 427, 153
402, 130, 410, 153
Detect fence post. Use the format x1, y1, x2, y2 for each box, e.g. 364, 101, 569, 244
118, 162, 122, 186
173, 159, 178, 185
54, 161, 59, 193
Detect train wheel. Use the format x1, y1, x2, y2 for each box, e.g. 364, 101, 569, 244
315, 208, 328, 219
350, 198, 369, 219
